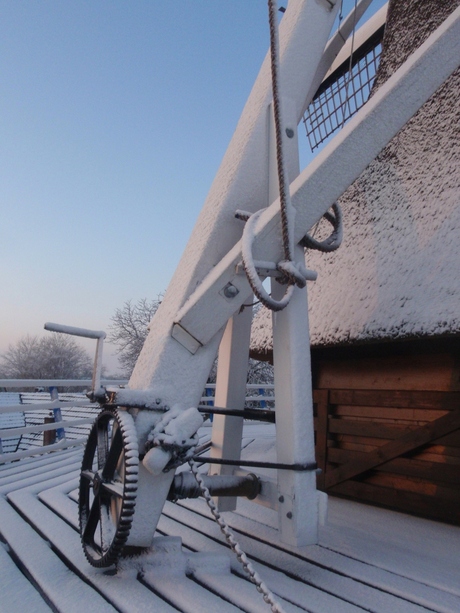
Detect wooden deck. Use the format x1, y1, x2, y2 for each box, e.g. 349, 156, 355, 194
0, 427, 459, 612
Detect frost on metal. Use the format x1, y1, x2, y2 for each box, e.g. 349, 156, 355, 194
251, 0, 460, 355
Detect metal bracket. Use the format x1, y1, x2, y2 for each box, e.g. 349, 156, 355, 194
171, 323, 202, 354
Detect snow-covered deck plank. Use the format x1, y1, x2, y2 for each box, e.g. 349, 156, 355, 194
1, 440, 459, 613
0, 539, 51, 613
158, 512, 358, 613
162, 499, 452, 613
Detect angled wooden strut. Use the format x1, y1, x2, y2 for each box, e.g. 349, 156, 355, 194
173, 6, 460, 353
325, 409, 460, 489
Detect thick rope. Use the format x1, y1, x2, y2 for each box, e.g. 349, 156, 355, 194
300, 202, 343, 252
267, 0, 294, 264
189, 459, 286, 613
241, 0, 308, 313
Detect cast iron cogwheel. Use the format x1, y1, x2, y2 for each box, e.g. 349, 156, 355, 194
79, 408, 139, 567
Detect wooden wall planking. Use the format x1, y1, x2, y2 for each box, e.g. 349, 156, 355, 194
317, 353, 456, 391
312, 380, 460, 524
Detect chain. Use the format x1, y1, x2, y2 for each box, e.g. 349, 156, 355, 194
189, 459, 286, 613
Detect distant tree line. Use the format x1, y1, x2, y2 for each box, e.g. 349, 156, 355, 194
0, 334, 93, 381
0, 295, 273, 386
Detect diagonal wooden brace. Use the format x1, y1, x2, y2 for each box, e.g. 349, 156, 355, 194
325, 409, 460, 489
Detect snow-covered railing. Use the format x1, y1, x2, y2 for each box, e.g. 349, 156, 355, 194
0, 400, 91, 415
0, 381, 274, 463
201, 384, 275, 407
0, 377, 128, 464
0, 390, 98, 463
0, 379, 128, 388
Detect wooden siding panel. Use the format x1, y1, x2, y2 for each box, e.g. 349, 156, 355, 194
318, 354, 455, 391
314, 385, 460, 524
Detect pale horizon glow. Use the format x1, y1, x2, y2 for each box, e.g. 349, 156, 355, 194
0, 1, 385, 374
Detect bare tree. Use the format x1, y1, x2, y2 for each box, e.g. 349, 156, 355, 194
246, 358, 273, 385
108, 296, 163, 375
109, 296, 274, 386
0, 334, 93, 380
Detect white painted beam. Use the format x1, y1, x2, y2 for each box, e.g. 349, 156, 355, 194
267, 95, 319, 545
272, 257, 318, 545
174, 6, 460, 351
209, 301, 253, 511
129, 0, 340, 407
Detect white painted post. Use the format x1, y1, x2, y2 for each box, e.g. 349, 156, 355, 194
272, 257, 318, 546
210, 299, 253, 511
92, 336, 105, 396
268, 98, 319, 546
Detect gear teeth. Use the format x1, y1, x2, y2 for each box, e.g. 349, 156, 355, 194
79, 408, 140, 568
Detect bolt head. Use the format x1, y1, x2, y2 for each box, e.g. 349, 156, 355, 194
93, 472, 102, 496
223, 283, 239, 299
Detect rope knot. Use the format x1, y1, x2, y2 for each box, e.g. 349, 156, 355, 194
276, 260, 307, 288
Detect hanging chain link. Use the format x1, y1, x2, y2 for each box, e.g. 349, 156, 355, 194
189, 459, 286, 613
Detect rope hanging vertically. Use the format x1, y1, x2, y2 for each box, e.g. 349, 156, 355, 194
241, 0, 345, 311
267, 0, 294, 264
241, 0, 309, 312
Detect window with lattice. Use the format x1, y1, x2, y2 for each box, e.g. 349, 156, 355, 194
303, 25, 384, 151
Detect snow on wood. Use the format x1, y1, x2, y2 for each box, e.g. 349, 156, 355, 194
6, 392, 98, 452
0, 492, 115, 612
171, 496, 459, 613
251, 3, 460, 355
0, 393, 24, 453
1, 434, 460, 612
3, 456, 176, 612
0, 542, 51, 613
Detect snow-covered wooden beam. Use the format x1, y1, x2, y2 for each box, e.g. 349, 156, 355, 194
129, 0, 340, 405
175, 5, 460, 350
300, 0, 385, 118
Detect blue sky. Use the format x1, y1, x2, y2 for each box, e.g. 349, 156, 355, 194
0, 1, 384, 373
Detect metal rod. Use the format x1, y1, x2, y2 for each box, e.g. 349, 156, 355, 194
0, 380, 128, 388
191, 456, 317, 471
197, 405, 276, 423
44, 322, 106, 340
169, 472, 260, 501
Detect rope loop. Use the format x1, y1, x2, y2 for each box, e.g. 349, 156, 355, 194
301, 203, 343, 253
240, 2, 343, 312
241, 209, 296, 312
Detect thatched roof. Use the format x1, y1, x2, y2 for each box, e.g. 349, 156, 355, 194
251, 0, 460, 358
